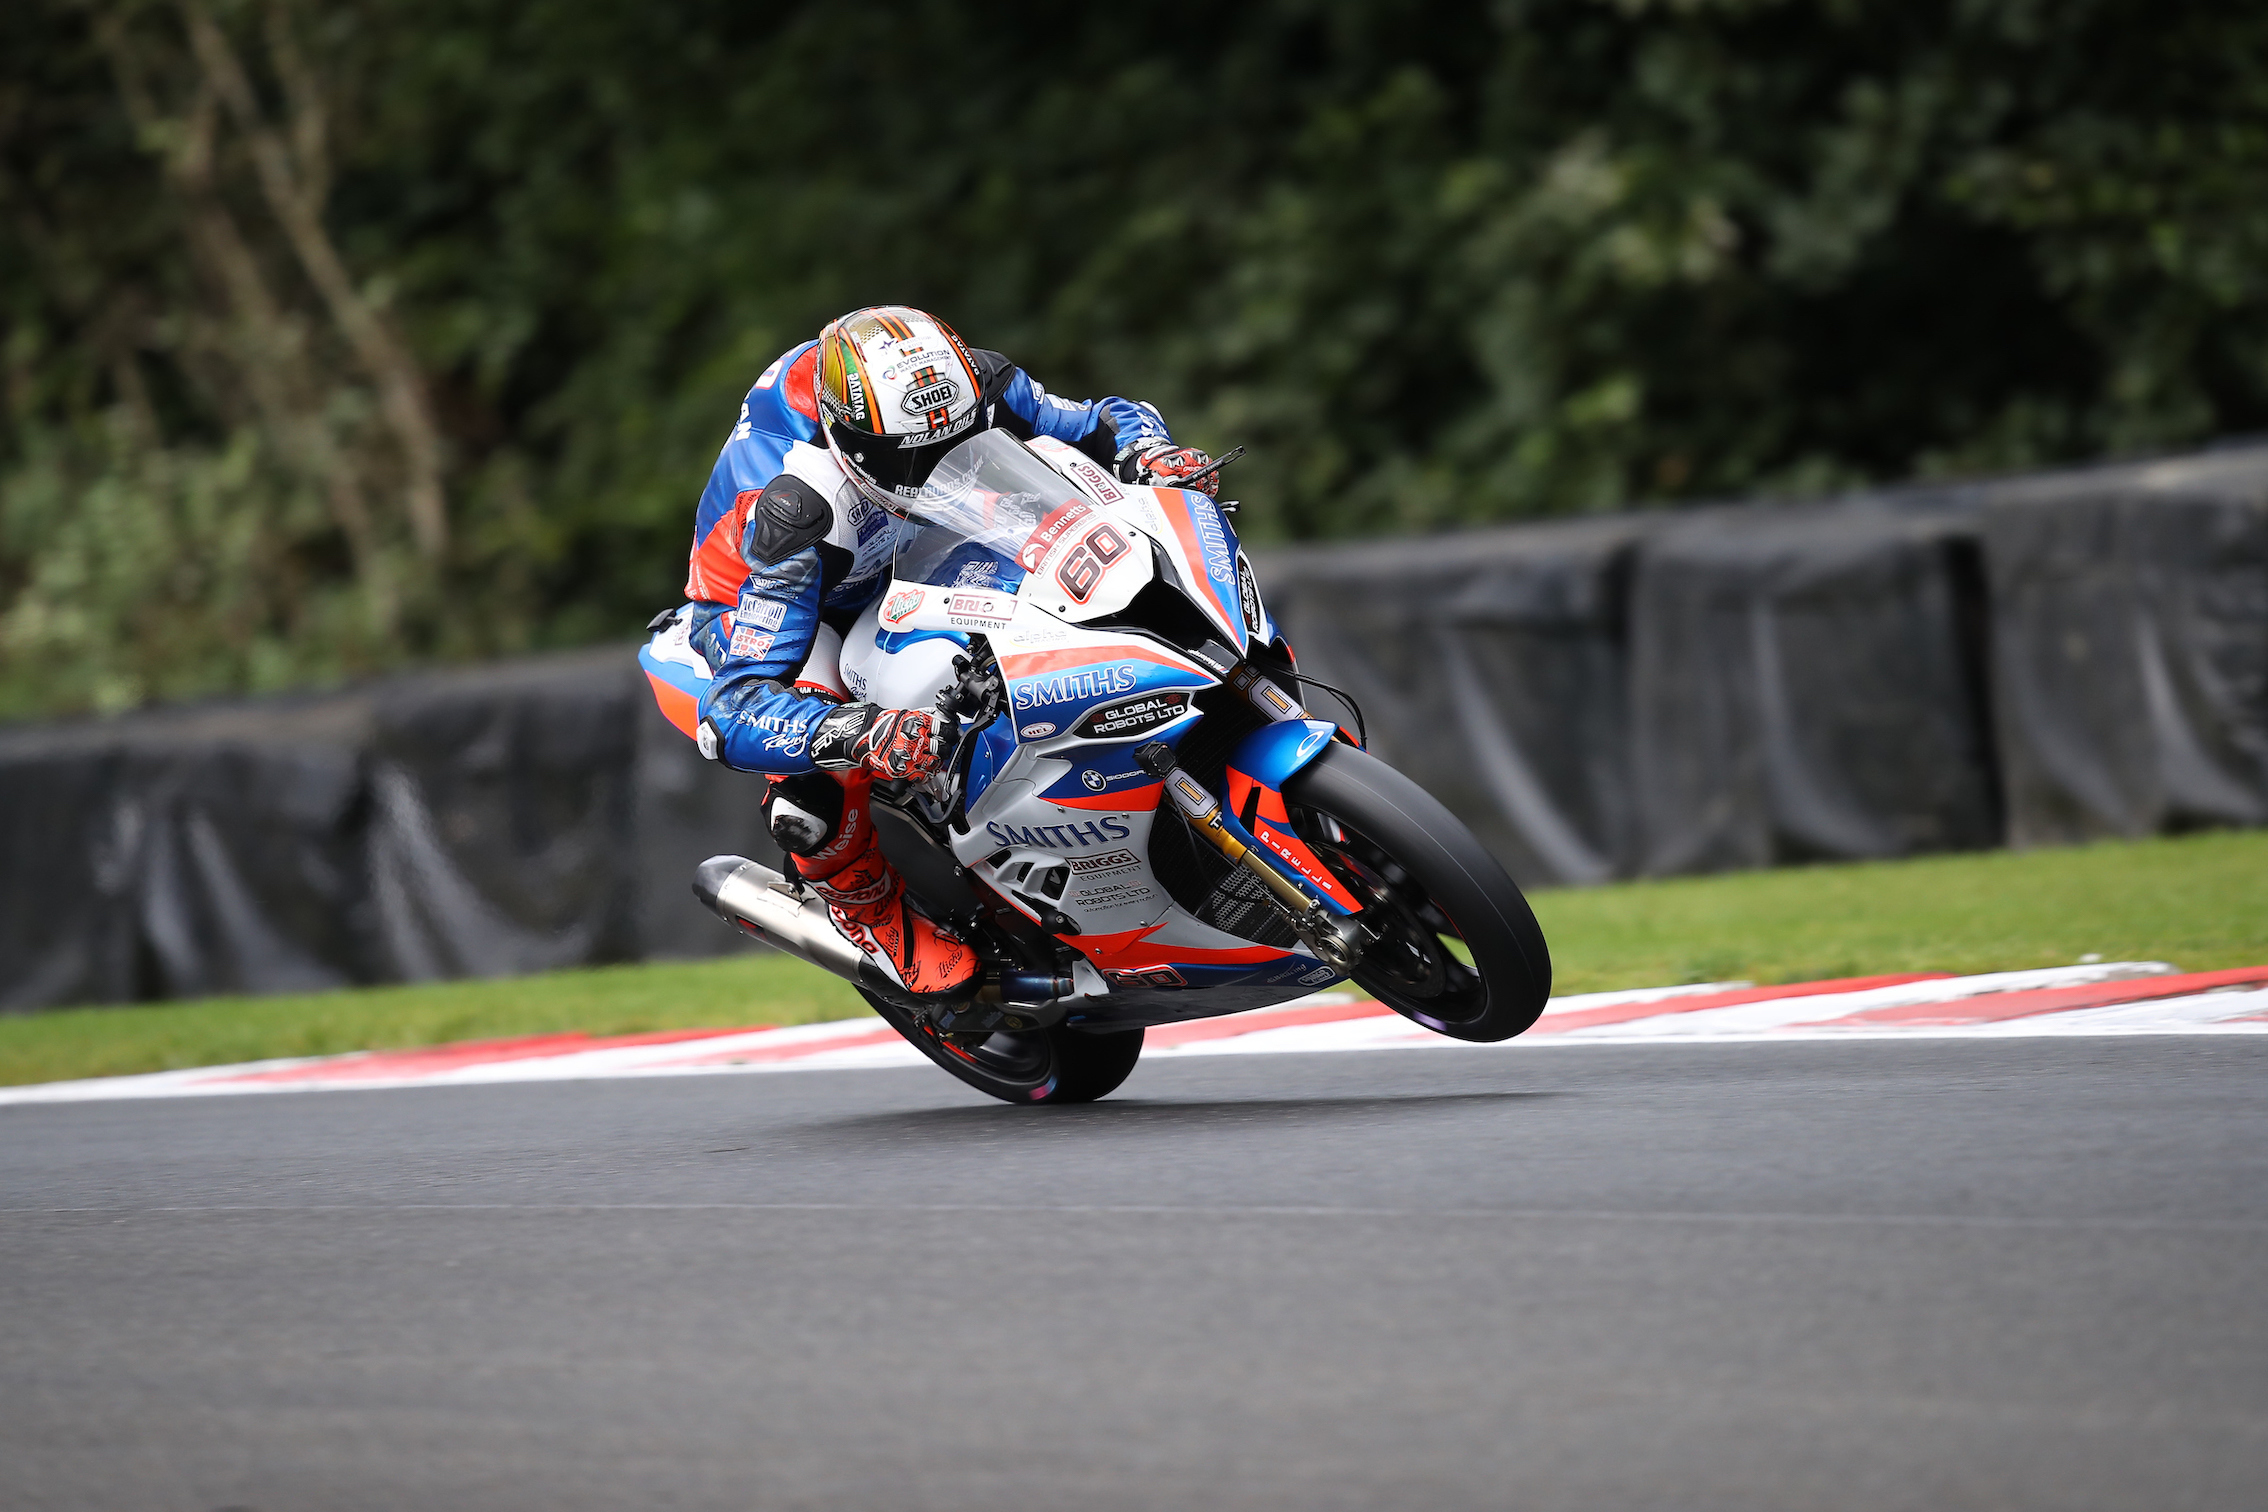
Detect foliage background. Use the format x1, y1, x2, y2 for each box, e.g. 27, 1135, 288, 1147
5, 0, 2266, 719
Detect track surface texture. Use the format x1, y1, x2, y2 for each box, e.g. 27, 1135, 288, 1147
4, 1040, 2265, 1512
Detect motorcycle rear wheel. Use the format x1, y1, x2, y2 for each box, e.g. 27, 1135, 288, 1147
861, 991, 1146, 1105
1284, 742, 1552, 1043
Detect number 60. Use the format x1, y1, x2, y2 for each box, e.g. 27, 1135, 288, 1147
1055, 523, 1131, 603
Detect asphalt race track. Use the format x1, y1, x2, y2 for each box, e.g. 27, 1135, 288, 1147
4, 1039, 2265, 1511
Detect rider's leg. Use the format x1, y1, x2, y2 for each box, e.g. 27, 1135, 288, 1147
765, 769, 979, 999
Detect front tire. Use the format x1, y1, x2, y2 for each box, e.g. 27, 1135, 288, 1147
1284, 742, 1552, 1042
862, 991, 1145, 1104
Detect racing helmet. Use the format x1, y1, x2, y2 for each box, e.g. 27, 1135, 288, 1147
814, 306, 987, 515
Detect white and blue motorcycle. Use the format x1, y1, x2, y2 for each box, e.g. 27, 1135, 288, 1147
692, 430, 1551, 1103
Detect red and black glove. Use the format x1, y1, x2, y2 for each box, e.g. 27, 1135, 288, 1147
1118, 440, 1219, 497
808, 702, 946, 781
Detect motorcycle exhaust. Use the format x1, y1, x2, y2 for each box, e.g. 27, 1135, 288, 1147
694, 855, 898, 994
693, 855, 1079, 1032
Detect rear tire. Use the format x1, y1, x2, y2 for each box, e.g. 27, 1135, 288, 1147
1283, 742, 1552, 1042
862, 992, 1145, 1104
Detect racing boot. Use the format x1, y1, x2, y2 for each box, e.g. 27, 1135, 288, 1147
770, 770, 980, 1003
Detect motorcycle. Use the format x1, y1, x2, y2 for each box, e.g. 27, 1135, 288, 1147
688, 428, 1551, 1104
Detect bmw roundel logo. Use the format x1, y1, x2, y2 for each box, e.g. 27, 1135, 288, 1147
1080, 769, 1108, 793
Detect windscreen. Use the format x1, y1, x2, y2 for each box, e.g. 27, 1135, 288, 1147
891, 430, 1096, 592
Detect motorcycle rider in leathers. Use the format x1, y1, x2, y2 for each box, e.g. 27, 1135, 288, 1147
647, 306, 1217, 1004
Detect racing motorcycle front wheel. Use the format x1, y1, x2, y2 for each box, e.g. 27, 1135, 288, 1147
860, 992, 1146, 1106
1284, 742, 1552, 1043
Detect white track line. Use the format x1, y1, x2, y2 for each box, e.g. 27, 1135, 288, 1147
2, 964, 2262, 1106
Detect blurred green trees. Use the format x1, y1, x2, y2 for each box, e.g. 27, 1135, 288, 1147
6, 0, 2267, 717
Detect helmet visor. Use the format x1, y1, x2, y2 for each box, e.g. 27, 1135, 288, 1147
828, 419, 963, 508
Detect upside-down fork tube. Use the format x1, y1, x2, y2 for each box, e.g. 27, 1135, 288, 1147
1133, 751, 1364, 972
1227, 662, 1306, 723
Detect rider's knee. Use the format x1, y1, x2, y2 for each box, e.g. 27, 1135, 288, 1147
765, 770, 847, 856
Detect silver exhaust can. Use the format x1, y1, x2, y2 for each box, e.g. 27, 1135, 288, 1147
693, 855, 901, 998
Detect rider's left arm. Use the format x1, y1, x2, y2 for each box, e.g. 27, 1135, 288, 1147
973, 350, 1176, 471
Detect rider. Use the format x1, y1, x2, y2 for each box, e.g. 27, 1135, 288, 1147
645, 305, 1216, 1003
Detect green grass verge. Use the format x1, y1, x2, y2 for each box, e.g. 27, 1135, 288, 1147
3, 827, 2263, 1088
1532, 827, 2268, 994
0, 952, 867, 1089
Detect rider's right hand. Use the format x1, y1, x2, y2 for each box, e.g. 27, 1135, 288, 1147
809, 702, 947, 781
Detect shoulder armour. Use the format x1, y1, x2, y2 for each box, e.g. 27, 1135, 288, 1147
750, 475, 833, 564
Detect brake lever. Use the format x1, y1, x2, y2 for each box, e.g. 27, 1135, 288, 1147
1174, 445, 1245, 492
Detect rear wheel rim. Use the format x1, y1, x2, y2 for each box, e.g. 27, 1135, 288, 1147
921, 1022, 1054, 1087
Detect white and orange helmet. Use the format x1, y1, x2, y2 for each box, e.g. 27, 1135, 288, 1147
814, 305, 987, 515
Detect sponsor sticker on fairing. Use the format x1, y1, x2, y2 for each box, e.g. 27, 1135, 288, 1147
880, 587, 924, 626
1074, 690, 1191, 739
1018, 501, 1096, 571
1063, 456, 1125, 504
1066, 848, 1140, 875
983, 816, 1134, 850
944, 590, 1014, 629
1018, 721, 1057, 738
1010, 663, 1143, 712
1069, 880, 1154, 909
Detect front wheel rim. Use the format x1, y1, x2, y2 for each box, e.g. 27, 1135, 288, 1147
1291, 808, 1490, 1029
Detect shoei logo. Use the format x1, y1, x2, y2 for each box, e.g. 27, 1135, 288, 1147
1074, 690, 1189, 739
985, 816, 1134, 850
900, 377, 960, 415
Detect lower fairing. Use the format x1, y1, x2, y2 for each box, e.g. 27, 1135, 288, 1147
1061, 976, 1347, 1031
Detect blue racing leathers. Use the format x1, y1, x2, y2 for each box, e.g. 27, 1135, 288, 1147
675, 340, 1176, 775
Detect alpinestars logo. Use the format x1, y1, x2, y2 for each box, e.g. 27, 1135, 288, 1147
1011, 663, 1142, 712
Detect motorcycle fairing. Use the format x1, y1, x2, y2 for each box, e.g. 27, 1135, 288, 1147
998, 643, 1213, 737
1223, 718, 1365, 914
879, 430, 1356, 1026
1150, 489, 1248, 650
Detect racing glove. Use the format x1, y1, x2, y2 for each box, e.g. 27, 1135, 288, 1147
808, 702, 947, 781
1117, 439, 1219, 497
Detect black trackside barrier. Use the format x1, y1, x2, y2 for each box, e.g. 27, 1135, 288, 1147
1260, 515, 1653, 886
0, 649, 782, 1012
1622, 499, 2002, 878
1978, 450, 2268, 846
1255, 439, 2268, 888
3, 442, 2264, 1010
